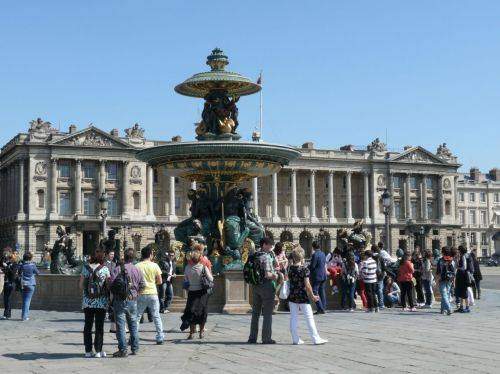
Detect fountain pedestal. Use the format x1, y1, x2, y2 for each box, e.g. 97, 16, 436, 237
222, 270, 252, 314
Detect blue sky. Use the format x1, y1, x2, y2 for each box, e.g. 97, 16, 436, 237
0, 1, 498, 172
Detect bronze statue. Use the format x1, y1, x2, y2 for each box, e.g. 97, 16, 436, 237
99, 229, 122, 263
50, 226, 81, 275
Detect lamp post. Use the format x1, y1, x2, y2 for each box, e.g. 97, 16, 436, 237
382, 189, 392, 255
99, 192, 109, 240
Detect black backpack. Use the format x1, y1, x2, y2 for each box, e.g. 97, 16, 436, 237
84, 264, 107, 299
110, 264, 131, 301
439, 259, 455, 282
243, 252, 266, 285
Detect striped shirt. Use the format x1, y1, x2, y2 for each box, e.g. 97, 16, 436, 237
360, 258, 377, 283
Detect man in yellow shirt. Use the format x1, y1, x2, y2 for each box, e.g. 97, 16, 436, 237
136, 246, 164, 344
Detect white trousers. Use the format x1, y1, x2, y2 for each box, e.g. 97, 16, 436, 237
289, 302, 322, 344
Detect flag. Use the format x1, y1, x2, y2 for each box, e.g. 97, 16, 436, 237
256, 72, 262, 85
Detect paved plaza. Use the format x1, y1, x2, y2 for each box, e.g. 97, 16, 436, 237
1, 271, 500, 374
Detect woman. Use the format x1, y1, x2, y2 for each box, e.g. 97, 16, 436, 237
421, 250, 433, 308
397, 253, 416, 311
182, 246, 213, 340
411, 247, 425, 307
436, 247, 455, 315
18, 252, 39, 321
273, 242, 288, 275
1, 250, 18, 320
340, 253, 358, 311
470, 250, 482, 300
384, 276, 400, 308
287, 246, 327, 345
454, 246, 471, 313
327, 248, 343, 294
79, 247, 110, 358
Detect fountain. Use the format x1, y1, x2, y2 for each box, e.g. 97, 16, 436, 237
137, 48, 300, 273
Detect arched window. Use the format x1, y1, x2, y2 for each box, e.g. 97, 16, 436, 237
445, 200, 451, 215
37, 189, 45, 209
280, 230, 293, 243
133, 192, 140, 210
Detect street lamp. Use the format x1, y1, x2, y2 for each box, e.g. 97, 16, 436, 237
382, 189, 392, 255
99, 192, 109, 240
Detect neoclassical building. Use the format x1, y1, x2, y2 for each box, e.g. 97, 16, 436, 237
1, 120, 496, 259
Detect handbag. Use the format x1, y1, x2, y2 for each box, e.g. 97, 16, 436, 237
200, 266, 214, 294
279, 280, 290, 300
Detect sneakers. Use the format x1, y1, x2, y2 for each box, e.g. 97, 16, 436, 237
293, 339, 305, 345
94, 351, 106, 358
0, 316, 10, 320
422, 305, 432, 309
314, 338, 328, 345
410, 307, 417, 312
247, 338, 257, 344
262, 339, 276, 344
113, 350, 128, 358
85, 352, 93, 358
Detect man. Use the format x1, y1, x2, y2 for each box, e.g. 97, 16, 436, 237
372, 245, 386, 310
104, 249, 117, 333
111, 249, 145, 357
136, 246, 164, 344
158, 251, 176, 313
309, 241, 327, 314
100, 229, 122, 264
360, 250, 378, 312
248, 237, 279, 344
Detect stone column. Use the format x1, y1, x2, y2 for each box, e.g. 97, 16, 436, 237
18, 159, 25, 216
50, 158, 58, 216
271, 173, 281, 222
98, 160, 106, 195
290, 170, 299, 222
389, 172, 396, 219
420, 174, 427, 220
405, 174, 411, 219
454, 175, 459, 221
190, 181, 197, 190
363, 171, 370, 221
328, 170, 335, 223
309, 170, 318, 223
252, 177, 259, 218
74, 159, 82, 215
346, 171, 353, 223
438, 175, 444, 221
146, 165, 154, 218
370, 170, 377, 222
169, 176, 177, 222
122, 161, 130, 216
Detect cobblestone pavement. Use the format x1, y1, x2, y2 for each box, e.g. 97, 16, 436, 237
1, 289, 500, 374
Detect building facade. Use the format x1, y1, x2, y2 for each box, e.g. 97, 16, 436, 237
1, 120, 496, 259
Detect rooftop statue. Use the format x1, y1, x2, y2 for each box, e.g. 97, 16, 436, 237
436, 143, 454, 160
367, 138, 387, 153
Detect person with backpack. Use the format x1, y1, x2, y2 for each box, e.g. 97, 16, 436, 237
455, 246, 472, 313
110, 249, 145, 358
246, 237, 280, 344
79, 247, 111, 358
340, 252, 358, 311
18, 252, 39, 321
1, 249, 19, 320
135, 246, 164, 344
436, 247, 455, 315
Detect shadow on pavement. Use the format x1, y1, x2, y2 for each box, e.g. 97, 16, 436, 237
3, 352, 83, 360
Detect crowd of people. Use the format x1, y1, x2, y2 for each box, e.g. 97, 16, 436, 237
0, 236, 485, 357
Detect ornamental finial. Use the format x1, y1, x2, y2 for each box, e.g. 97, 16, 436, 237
206, 48, 229, 71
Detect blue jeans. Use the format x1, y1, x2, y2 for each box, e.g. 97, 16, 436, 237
439, 281, 452, 313
22, 285, 35, 320
376, 280, 384, 308
341, 280, 356, 309
114, 299, 139, 353
137, 295, 164, 342
158, 282, 173, 311
312, 280, 326, 312
422, 279, 432, 306
384, 294, 399, 307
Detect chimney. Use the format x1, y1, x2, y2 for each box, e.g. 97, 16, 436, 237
470, 167, 481, 182
171, 135, 182, 142
69, 124, 77, 134
302, 142, 314, 149
110, 129, 119, 137
489, 168, 500, 181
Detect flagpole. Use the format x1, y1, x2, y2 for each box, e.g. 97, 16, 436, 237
259, 70, 263, 141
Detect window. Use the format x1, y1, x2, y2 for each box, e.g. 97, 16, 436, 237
426, 177, 434, 189
59, 192, 71, 216
106, 162, 118, 180
445, 200, 451, 215
58, 162, 71, 178
482, 248, 488, 257
480, 211, 487, 226
342, 176, 347, 190
427, 202, 434, 219
495, 193, 500, 203
459, 210, 465, 224
470, 232, 477, 245
410, 177, 418, 190
133, 192, 140, 210
175, 196, 181, 211
83, 193, 96, 215
469, 192, 475, 202
410, 201, 418, 219
480, 192, 486, 203
481, 233, 487, 245
469, 210, 476, 225
394, 201, 402, 219
153, 196, 160, 216
324, 176, 329, 189
175, 177, 179, 184
497, 215, 500, 225
459, 192, 465, 202
37, 189, 45, 209
153, 169, 159, 184
82, 162, 96, 179
108, 194, 118, 216
393, 176, 401, 189
433, 229, 439, 236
